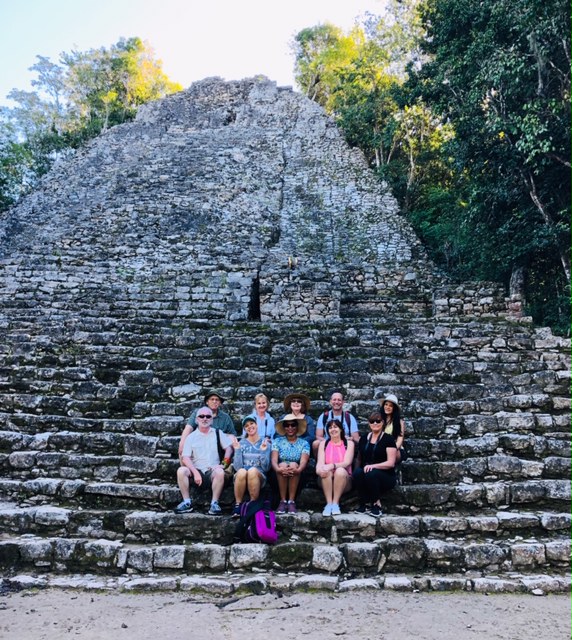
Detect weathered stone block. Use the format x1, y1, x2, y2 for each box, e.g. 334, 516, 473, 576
153, 545, 186, 569
269, 541, 313, 569
384, 538, 426, 568
510, 543, 546, 567
545, 540, 571, 563
127, 548, 154, 571
180, 577, 234, 594
229, 543, 269, 568
312, 546, 343, 572
184, 543, 227, 571
464, 543, 506, 568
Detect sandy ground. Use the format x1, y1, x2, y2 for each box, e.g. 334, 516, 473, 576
0, 588, 569, 640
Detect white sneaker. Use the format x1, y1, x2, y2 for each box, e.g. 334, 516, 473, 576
322, 503, 333, 516
330, 503, 341, 516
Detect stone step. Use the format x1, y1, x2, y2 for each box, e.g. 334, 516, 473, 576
0, 502, 569, 545
1, 403, 569, 440
0, 476, 569, 514
1, 429, 569, 463
4, 569, 570, 595
1, 449, 570, 486
0, 529, 569, 578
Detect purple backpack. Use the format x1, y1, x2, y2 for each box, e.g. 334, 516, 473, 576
235, 499, 278, 545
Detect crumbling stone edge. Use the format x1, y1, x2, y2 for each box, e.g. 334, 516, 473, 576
2, 572, 570, 597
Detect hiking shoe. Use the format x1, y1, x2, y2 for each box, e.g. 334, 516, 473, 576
277, 500, 288, 513
368, 504, 382, 517
174, 500, 193, 514
287, 500, 297, 513
232, 503, 242, 518
322, 503, 333, 517
355, 503, 368, 514
208, 500, 222, 516
330, 503, 341, 516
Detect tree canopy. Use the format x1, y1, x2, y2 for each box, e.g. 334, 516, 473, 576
0, 37, 181, 208
292, 0, 570, 333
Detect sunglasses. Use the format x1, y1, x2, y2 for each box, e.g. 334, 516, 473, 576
284, 422, 298, 428
197, 414, 213, 419
369, 419, 383, 424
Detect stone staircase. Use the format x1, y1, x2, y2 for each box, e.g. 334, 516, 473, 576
0, 77, 569, 593
0, 311, 569, 592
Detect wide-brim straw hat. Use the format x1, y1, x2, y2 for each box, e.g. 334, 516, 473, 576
380, 393, 400, 410
283, 392, 311, 414
275, 413, 307, 436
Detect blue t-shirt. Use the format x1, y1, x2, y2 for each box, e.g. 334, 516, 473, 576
272, 437, 310, 463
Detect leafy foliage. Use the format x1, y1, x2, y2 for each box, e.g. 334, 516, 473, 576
411, 0, 570, 332
292, 0, 570, 333
0, 37, 182, 210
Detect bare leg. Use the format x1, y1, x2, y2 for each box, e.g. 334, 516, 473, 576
210, 468, 225, 502
177, 466, 192, 500
276, 472, 288, 501
332, 468, 350, 504
234, 468, 247, 503
320, 472, 334, 504
246, 467, 262, 500
288, 474, 301, 501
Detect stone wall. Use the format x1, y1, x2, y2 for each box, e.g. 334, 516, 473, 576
0, 76, 509, 323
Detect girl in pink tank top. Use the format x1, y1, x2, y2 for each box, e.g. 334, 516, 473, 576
316, 419, 355, 516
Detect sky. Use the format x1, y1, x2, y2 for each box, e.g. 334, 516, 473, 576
0, 0, 387, 106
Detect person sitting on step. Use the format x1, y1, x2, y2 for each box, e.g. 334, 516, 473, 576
379, 393, 408, 464
231, 416, 271, 517
313, 389, 360, 458
316, 419, 354, 516
244, 392, 276, 441
178, 391, 237, 461
353, 411, 397, 517
271, 414, 310, 514
280, 391, 316, 451
174, 406, 235, 516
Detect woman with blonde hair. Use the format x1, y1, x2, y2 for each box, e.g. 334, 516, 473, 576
245, 392, 275, 440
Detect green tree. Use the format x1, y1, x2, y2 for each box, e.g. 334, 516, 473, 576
412, 0, 570, 330
62, 36, 181, 132
0, 37, 182, 210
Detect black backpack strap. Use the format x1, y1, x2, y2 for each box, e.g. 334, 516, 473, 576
216, 428, 224, 461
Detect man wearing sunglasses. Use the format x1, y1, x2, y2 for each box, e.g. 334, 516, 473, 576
178, 391, 237, 461
175, 406, 235, 515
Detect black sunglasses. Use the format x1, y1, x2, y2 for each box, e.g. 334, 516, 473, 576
369, 419, 382, 424
284, 422, 298, 427
197, 414, 213, 419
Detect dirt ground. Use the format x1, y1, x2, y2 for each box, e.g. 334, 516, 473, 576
0, 588, 569, 640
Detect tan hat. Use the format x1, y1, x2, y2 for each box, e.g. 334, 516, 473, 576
283, 392, 311, 414
275, 413, 307, 436
380, 393, 400, 410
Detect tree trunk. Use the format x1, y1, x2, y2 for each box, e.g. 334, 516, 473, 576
523, 169, 571, 284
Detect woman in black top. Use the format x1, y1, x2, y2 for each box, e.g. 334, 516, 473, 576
353, 411, 397, 516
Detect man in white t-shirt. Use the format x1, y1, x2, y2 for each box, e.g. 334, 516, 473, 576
174, 406, 234, 515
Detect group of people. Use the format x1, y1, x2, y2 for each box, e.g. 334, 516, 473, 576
174, 389, 406, 518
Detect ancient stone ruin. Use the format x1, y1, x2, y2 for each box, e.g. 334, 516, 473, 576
0, 77, 569, 594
